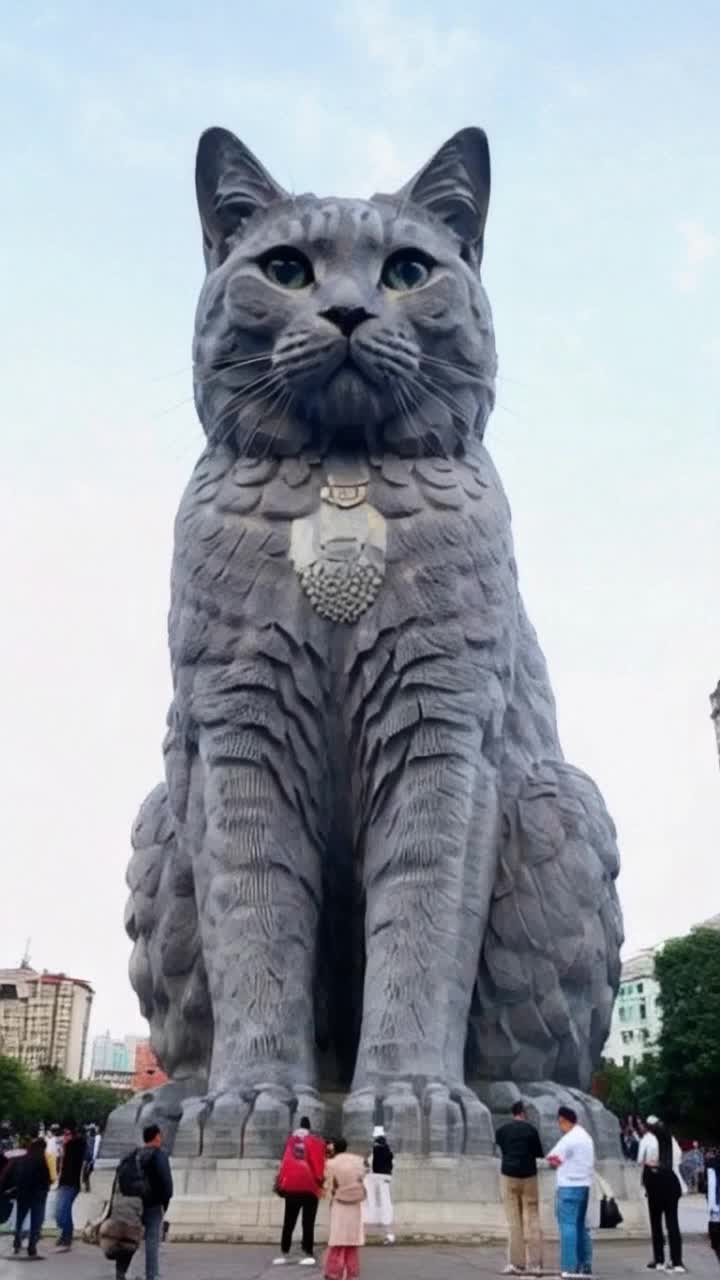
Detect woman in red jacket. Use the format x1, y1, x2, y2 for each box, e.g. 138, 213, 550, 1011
274, 1117, 326, 1266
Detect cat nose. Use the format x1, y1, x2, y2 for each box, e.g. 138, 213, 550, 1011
319, 305, 374, 337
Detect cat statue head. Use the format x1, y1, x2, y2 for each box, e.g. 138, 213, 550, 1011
193, 127, 497, 458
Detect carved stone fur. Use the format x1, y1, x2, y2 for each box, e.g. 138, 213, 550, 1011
120, 126, 622, 1159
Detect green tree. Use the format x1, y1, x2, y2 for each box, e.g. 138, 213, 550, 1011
653, 926, 720, 1136
0, 1057, 127, 1137
592, 1058, 636, 1118
36, 1067, 126, 1128
0, 1055, 43, 1133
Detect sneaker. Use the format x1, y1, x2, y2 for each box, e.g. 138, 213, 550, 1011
299, 1259, 317, 1267
272, 1259, 289, 1267
502, 1268, 522, 1276
384, 1233, 396, 1245
646, 1267, 665, 1273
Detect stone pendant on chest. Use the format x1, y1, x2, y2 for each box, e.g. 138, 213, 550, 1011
289, 455, 387, 623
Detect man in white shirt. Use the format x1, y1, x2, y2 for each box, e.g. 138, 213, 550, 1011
547, 1105, 595, 1278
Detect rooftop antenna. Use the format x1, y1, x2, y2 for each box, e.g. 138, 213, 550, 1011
20, 938, 32, 969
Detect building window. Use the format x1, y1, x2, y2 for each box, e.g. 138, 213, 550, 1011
639, 1002, 647, 1020
619, 1006, 627, 1022
637, 982, 644, 993
623, 1056, 631, 1069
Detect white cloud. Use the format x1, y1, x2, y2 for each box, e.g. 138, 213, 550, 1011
672, 218, 718, 292
337, 0, 500, 99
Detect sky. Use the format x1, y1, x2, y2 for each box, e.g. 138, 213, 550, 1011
1, 0, 719, 1055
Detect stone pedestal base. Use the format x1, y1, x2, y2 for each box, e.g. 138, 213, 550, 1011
93, 1155, 646, 1244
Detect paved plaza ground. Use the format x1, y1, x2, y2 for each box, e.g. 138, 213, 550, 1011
1, 1239, 719, 1280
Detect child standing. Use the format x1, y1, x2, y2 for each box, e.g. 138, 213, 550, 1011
363, 1126, 395, 1245
708, 1152, 720, 1267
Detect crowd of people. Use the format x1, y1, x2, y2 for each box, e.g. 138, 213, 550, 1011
0, 1119, 101, 1258
497, 1103, 720, 1276
2, 1104, 720, 1277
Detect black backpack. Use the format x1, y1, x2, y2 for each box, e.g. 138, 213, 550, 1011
116, 1149, 152, 1201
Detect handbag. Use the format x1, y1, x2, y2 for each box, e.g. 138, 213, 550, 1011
599, 1194, 623, 1229
596, 1173, 623, 1229
273, 1175, 287, 1199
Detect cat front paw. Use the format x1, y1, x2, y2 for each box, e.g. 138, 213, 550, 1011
173, 1084, 326, 1159
475, 1079, 621, 1160
342, 1080, 493, 1156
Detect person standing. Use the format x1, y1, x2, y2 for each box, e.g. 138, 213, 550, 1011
325, 1138, 366, 1280
273, 1115, 326, 1266
364, 1125, 395, 1245
82, 1124, 99, 1192
547, 1105, 595, 1279
707, 1150, 720, 1267
137, 1124, 174, 1280
44, 1125, 62, 1175
495, 1100, 544, 1275
12, 1136, 51, 1259
638, 1115, 686, 1273
54, 1118, 85, 1251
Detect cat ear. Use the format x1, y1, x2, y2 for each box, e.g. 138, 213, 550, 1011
196, 127, 286, 268
386, 127, 491, 263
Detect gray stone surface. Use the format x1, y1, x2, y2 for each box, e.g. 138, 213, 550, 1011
2, 1239, 718, 1280
111, 126, 623, 1160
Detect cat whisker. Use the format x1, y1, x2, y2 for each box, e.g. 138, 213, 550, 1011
154, 395, 196, 419
391, 382, 443, 458
217, 373, 290, 451
238, 386, 295, 458
416, 372, 475, 427
156, 356, 278, 419
421, 353, 495, 391
213, 374, 286, 447
193, 352, 275, 389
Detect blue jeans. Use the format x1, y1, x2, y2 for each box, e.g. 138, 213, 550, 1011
55, 1185, 78, 1244
143, 1204, 164, 1280
556, 1185, 592, 1274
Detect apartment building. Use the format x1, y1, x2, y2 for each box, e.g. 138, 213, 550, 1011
0, 968, 94, 1081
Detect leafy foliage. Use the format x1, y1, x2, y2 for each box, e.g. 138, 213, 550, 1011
592, 1058, 636, 1117
0, 1056, 127, 1136
652, 927, 720, 1135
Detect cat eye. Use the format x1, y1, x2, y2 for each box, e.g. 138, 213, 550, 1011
381, 249, 435, 292
260, 248, 314, 290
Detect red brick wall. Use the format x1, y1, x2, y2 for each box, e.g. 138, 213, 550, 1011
132, 1040, 169, 1091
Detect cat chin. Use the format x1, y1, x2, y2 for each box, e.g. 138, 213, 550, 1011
301, 366, 388, 431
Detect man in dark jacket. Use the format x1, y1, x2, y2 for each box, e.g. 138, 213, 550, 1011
54, 1118, 86, 1251
495, 1100, 544, 1275
138, 1124, 173, 1280
13, 1135, 51, 1259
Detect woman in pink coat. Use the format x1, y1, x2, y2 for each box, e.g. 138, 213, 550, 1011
324, 1139, 366, 1280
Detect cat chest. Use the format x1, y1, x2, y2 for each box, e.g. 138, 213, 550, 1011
179, 452, 510, 632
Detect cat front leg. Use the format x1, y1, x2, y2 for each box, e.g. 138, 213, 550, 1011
176, 699, 329, 1157
348, 664, 502, 1153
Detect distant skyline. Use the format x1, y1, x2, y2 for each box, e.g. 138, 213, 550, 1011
2, 0, 719, 1045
